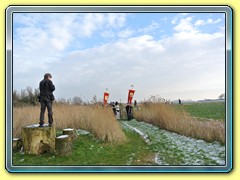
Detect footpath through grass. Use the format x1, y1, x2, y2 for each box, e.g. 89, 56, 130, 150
176, 102, 225, 121
123, 120, 225, 165
13, 129, 155, 166
13, 119, 225, 166
13, 102, 226, 166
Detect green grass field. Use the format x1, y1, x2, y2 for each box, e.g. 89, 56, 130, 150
13, 119, 225, 166
176, 102, 225, 121
13, 130, 155, 166
13, 102, 225, 166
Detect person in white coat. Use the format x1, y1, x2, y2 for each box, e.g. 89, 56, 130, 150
115, 101, 120, 119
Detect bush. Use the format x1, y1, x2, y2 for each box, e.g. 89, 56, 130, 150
134, 103, 225, 144
13, 104, 126, 143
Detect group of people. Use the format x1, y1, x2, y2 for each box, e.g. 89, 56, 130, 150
109, 101, 120, 119
109, 102, 134, 120
38, 73, 137, 127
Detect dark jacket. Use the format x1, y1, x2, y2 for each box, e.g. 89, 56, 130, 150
126, 105, 132, 113
39, 79, 55, 100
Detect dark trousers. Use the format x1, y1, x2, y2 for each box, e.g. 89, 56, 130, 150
39, 99, 53, 125
127, 112, 132, 120
126, 110, 133, 120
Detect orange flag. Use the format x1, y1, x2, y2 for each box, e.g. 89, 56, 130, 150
103, 92, 109, 105
127, 89, 135, 104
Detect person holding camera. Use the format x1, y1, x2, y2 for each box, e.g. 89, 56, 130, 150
38, 73, 55, 127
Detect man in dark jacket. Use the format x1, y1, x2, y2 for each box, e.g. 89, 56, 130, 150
39, 73, 55, 127
126, 103, 133, 120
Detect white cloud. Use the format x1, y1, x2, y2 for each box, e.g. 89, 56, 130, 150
79, 13, 105, 37
174, 17, 196, 32
171, 13, 190, 24
49, 24, 72, 51
195, 19, 205, 26
100, 30, 115, 39
118, 29, 134, 38
14, 13, 128, 52
138, 21, 160, 34
195, 18, 222, 26
171, 18, 177, 24
13, 13, 225, 101
15, 28, 224, 101
106, 13, 127, 28
212, 18, 222, 23
180, 13, 189, 16
219, 26, 225, 30
13, 13, 129, 73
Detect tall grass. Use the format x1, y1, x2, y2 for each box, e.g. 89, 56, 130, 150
134, 103, 225, 144
13, 104, 126, 143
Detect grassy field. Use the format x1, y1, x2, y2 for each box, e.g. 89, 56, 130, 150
13, 129, 155, 166
176, 102, 225, 121
13, 104, 126, 143
13, 120, 225, 166
134, 103, 225, 144
13, 102, 226, 165
122, 120, 225, 165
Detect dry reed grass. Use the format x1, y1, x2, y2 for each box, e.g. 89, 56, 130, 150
134, 103, 225, 144
13, 104, 126, 143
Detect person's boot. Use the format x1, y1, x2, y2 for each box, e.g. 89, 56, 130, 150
48, 115, 53, 127
39, 120, 44, 127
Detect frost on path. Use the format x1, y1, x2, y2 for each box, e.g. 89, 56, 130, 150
121, 120, 225, 166
122, 122, 151, 144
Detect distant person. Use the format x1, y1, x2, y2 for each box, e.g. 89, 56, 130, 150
134, 100, 137, 107
115, 101, 120, 119
39, 73, 55, 127
126, 103, 133, 120
111, 102, 117, 116
178, 99, 182, 105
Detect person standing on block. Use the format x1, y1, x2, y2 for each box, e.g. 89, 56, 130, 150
39, 73, 55, 127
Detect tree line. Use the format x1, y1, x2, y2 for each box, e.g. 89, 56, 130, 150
13, 87, 40, 107
13, 87, 102, 107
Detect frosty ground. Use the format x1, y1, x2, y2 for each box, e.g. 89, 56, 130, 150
13, 119, 225, 166
121, 120, 225, 166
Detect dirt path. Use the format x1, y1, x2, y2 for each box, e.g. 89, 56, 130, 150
121, 119, 225, 165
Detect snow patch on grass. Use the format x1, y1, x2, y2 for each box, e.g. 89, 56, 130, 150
122, 119, 225, 166
122, 122, 151, 144
76, 129, 90, 135
64, 128, 74, 131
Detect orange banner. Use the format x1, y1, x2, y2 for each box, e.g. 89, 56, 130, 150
103, 92, 109, 105
127, 89, 135, 104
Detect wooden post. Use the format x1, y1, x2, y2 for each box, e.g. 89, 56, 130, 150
63, 128, 78, 141
13, 138, 22, 152
21, 124, 56, 155
55, 135, 72, 156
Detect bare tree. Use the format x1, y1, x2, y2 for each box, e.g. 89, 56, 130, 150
91, 95, 97, 104
72, 96, 83, 105
13, 90, 19, 101
218, 93, 225, 100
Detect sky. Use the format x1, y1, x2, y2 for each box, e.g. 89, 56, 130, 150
13, 12, 225, 102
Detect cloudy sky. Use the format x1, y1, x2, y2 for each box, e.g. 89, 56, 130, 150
13, 12, 225, 102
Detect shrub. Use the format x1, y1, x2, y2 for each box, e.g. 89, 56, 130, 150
13, 104, 126, 143
134, 103, 225, 144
